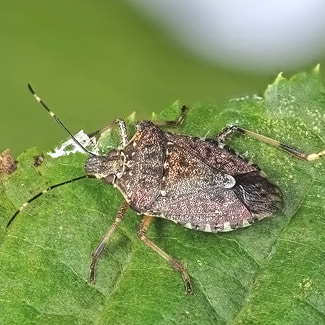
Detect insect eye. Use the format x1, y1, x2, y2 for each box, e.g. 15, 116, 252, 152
107, 149, 119, 158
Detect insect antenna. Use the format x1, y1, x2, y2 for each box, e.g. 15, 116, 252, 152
27, 84, 97, 157
6, 174, 96, 227
7, 85, 101, 227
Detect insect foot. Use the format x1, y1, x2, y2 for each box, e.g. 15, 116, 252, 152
137, 215, 193, 294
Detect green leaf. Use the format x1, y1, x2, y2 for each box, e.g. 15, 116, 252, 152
1, 67, 324, 324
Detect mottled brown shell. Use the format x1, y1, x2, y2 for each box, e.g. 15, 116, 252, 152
87, 121, 282, 232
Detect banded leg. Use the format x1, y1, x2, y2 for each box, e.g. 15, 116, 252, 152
153, 105, 189, 127
89, 200, 129, 283
137, 215, 193, 294
88, 118, 129, 148
217, 125, 325, 161
88, 105, 188, 146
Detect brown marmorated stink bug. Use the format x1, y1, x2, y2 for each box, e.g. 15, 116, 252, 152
7, 85, 325, 294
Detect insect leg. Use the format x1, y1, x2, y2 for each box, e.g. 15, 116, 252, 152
88, 105, 188, 145
88, 200, 129, 283
216, 125, 325, 161
88, 118, 129, 147
137, 215, 193, 294
153, 105, 189, 127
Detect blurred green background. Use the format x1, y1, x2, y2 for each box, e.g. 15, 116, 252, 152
1, 1, 325, 156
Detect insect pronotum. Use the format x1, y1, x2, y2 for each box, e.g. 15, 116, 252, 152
7, 85, 325, 294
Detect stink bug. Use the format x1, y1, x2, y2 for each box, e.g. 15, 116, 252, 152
7, 85, 325, 294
